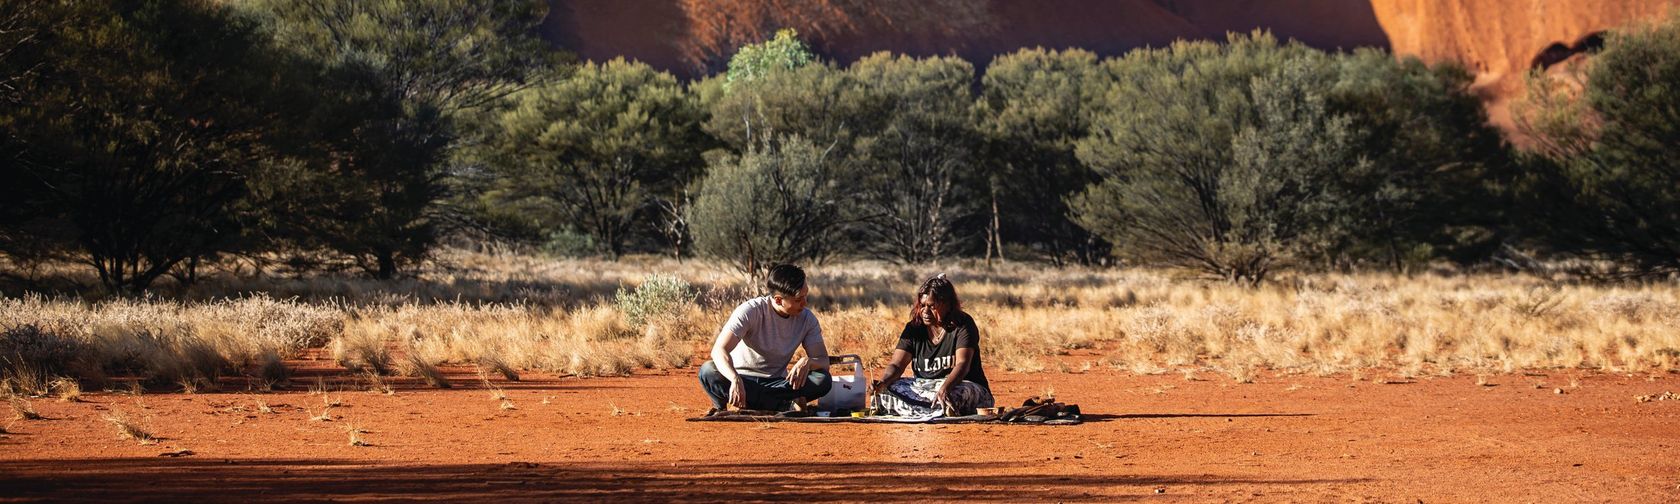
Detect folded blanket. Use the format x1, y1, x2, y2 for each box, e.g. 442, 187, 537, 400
686, 396, 1082, 425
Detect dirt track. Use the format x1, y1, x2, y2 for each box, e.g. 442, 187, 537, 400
3, 362, 1677, 502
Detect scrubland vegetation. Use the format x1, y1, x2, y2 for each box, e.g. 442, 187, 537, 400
4, 249, 1678, 397
4, 1, 1680, 395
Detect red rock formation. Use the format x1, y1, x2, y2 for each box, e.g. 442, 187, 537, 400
544, 0, 1395, 77
542, 0, 1680, 129
1368, 0, 1676, 128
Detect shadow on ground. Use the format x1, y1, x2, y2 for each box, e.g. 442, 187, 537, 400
1108, 413, 1315, 420
0, 458, 1367, 502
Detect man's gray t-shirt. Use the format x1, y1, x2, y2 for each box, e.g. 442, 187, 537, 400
721, 296, 827, 378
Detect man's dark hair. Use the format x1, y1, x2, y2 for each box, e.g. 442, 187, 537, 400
766, 264, 806, 297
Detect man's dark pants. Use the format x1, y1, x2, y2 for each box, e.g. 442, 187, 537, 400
698, 361, 832, 411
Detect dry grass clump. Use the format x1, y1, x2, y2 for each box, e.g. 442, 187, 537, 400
362, 371, 395, 395
256, 351, 289, 390
1, 322, 83, 395
334, 300, 705, 380
177, 376, 213, 394
330, 325, 393, 375
1222, 361, 1258, 384
401, 352, 451, 389
309, 404, 335, 422
481, 376, 508, 401
345, 424, 369, 446
478, 354, 519, 382
2, 294, 341, 389
103, 408, 156, 444
8, 395, 42, 420
50, 377, 81, 402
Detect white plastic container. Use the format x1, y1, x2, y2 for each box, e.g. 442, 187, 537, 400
818, 354, 865, 412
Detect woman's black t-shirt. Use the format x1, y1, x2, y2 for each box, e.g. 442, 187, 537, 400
895, 311, 989, 391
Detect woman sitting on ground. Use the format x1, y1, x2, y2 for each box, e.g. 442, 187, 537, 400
870, 275, 994, 417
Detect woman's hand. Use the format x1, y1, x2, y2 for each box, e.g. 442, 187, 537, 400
932, 386, 950, 408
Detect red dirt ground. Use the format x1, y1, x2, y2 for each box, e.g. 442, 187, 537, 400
3, 360, 1677, 502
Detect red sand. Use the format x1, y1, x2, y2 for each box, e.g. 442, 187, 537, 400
3, 360, 1678, 502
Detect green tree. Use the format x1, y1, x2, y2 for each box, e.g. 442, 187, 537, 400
702, 62, 861, 153
1326, 50, 1510, 269
689, 135, 848, 277
1515, 14, 1680, 275
0, 1, 69, 267
1076, 32, 1508, 282
0, 0, 305, 292
483, 59, 706, 258
976, 48, 1108, 265
1072, 34, 1361, 284
725, 28, 815, 87
846, 53, 983, 263
701, 29, 865, 156
246, 0, 553, 278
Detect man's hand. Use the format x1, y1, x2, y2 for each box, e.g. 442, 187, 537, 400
728, 379, 747, 409
788, 356, 810, 389
933, 386, 950, 408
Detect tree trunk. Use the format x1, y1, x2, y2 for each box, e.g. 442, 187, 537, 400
981, 183, 994, 265
375, 251, 397, 280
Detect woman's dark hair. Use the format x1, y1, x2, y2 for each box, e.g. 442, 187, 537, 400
766, 264, 806, 297
908, 275, 962, 329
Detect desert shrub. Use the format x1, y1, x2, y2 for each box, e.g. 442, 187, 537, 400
1514, 13, 1680, 276
614, 274, 696, 328
1073, 35, 1359, 284
845, 53, 985, 263
540, 229, 599, 258
1074, 32, 1501, 282
481, 58, 706, 258
689, 136, 850, 278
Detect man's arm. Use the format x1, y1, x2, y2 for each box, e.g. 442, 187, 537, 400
788, 320, 829, 389
711, 322, 748, 409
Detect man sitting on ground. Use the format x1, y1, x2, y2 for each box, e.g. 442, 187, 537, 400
698, 264, 831, 413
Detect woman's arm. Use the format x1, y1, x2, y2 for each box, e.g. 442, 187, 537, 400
871, 349, 912, 395
934, 347, 976, 407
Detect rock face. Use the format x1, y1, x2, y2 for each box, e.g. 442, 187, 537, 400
1368, 0, 1676, 127
543, 0, 1678, 126
543, 0, 1395, 78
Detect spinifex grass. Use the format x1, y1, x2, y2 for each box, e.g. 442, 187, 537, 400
5, 248, 1679, 389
